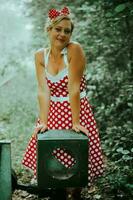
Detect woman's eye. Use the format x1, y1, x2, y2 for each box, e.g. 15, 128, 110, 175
64, 29, 71, 34
55, 28, 61, 32
54, 27, 71, 35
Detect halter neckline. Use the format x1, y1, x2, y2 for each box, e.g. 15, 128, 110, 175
45, 47, 68, 64
44, 47, 69, 78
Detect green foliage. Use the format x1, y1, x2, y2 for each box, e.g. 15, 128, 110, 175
115, 4, 127, 13
97, 164, 133, 199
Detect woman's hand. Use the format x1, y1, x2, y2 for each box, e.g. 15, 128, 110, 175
34, 122, 48, 136
72, 123, 89, 135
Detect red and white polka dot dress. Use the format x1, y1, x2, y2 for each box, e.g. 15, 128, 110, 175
22, 47, 104, 186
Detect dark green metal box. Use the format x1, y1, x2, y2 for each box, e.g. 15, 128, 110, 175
0, 141, 11, 200
37, 130, 88, 189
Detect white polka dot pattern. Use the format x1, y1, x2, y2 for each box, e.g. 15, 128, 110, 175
52, 148, 76, 168
22, 70, 104, 186
48, 7, 70, 20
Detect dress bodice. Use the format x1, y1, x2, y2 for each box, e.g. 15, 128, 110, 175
44, 47, 87, 100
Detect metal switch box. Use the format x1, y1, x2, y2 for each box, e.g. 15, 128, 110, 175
37, 130, 88, 189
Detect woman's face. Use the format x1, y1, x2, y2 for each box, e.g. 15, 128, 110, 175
48, 19, 72, 49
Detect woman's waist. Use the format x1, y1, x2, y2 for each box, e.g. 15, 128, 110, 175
50, 90, 86, 102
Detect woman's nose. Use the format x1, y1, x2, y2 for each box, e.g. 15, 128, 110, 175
59, 30, 65, 37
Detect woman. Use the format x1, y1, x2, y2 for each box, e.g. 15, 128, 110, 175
22, 7, 104, 199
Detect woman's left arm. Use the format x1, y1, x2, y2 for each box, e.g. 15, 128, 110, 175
68, 43, 89, 135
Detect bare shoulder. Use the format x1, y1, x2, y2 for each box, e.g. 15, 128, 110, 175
67, 41, 83, 51
34, 48, 45, 67
67, 42, 85, 59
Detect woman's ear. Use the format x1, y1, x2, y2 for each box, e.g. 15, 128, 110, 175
47, 27, 52, 32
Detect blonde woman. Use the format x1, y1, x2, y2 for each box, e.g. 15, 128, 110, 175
22, 7, 104, 199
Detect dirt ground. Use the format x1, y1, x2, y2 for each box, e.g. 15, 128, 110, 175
12, 186, 97, 200
12, 191, 51, 200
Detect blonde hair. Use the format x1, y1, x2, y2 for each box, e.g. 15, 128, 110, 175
45, 15, 74, 33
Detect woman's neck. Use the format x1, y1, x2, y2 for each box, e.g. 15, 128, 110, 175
50, 45, 64, 59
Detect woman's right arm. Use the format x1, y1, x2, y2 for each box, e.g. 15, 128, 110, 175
34, 50, 50, 133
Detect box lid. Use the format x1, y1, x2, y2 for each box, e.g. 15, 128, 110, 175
38, 130, 88, 141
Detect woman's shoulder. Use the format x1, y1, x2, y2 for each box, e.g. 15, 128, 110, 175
35, 47, 49, 56
34, 47, 49, 65
67, 41, 85, 58
35, 48, 44, 59
67, 41, 82, 50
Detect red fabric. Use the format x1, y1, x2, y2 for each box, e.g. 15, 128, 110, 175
52, 148, 76, 168
48, 7, 70, 20
22, 74, 104, 185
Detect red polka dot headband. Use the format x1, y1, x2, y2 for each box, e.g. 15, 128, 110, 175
48, 7, 70, 20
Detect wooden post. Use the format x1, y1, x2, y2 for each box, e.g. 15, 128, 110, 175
0, 141, 11, 200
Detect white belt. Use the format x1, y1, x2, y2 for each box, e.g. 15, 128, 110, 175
51, 91, 86, 102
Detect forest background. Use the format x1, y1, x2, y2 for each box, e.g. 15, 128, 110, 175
0, 0, 133, 199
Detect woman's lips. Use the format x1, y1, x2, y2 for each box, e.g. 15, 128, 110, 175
57, 38, 65, 43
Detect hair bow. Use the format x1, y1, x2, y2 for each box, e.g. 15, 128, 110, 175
48, 7, 70, 20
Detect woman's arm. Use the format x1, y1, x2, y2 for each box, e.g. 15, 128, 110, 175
34, 50, 50, 133
68, 43, 89, 135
